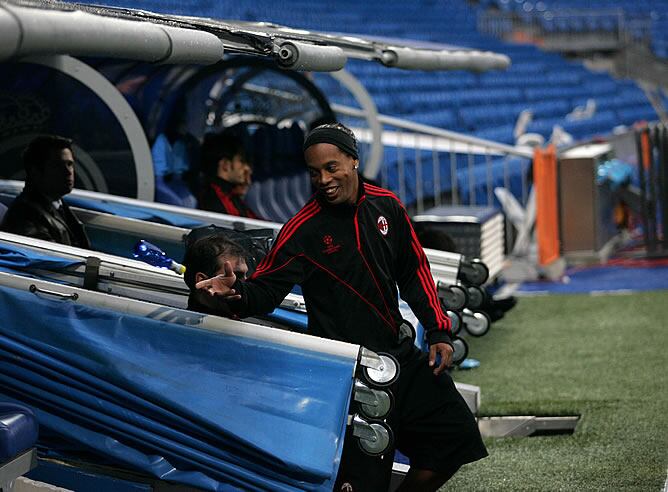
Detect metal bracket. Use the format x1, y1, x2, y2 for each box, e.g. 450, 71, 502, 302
358, 347, 384, 371
0, 449, 37, 487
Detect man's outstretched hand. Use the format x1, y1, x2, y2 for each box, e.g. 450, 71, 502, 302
429, 342, 453, 376
195, 261, 241, 301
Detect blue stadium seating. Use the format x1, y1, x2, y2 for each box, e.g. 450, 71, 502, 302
483, 0, 668, 59
73, 0, 663, 209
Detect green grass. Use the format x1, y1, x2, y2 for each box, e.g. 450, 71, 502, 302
444, 290, 668, 491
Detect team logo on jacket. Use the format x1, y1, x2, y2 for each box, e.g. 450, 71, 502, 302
322, 234, 342, 255
377, 215, 389, 236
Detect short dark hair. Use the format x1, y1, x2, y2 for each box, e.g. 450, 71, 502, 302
182, 234, 248, 290
23, 135, 73, 175
200, 131, 248, 178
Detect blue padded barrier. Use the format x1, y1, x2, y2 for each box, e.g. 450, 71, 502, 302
0, 284, 355, 491
267, 308, 309, 331
0, 244, 83, 271
0, 403, 38, 463
64, 196, 204, 229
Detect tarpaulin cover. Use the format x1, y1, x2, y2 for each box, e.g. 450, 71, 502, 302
0, 284, 355, 491
0, 243, 83, 270
64, 196, 204, 229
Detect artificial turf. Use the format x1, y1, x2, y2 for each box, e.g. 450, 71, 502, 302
445, 290, 668, 491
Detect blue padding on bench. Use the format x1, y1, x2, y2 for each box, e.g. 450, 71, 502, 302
267, 308, 308, 331
0, 284, 354, 491
0, 402, 38, 463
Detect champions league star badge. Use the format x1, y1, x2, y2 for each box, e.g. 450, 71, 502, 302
377, 215, 389, 236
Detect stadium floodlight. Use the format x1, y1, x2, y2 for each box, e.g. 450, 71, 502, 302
0, 3, 224, 64
381, 46, 510, 71
276, 40, 347, 72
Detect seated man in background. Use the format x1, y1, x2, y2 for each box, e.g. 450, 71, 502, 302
1, 135, 90, 249
198, 131, 261, 219
182, 234, 249, 314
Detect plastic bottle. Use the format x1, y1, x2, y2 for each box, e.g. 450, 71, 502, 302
133, 240, 186, 274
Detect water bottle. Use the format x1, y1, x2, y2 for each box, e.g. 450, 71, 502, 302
133, 240, 185, 274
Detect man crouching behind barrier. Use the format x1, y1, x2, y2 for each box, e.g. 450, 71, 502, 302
196, 123, 487, 491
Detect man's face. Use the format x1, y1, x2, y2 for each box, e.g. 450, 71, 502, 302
194, 254, 248, 309
305, 143, 358, 205
35, 148, 75, 199
214, 255, 248, 280
221, 154, 252, 186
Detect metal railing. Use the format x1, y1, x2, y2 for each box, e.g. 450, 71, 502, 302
332, 103, 534, 214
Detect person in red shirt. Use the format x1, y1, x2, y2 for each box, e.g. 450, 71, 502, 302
197, 131, 261, 219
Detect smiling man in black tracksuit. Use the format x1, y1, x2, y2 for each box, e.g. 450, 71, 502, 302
197, 123, 487, 491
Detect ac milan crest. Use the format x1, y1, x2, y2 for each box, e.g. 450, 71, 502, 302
377, 215, 389, 236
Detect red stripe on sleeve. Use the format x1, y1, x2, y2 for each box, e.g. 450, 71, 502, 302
254, 201, 318, 273
253, 201, 320, 277
405, 213, 450, 332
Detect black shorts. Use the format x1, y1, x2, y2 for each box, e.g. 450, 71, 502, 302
334, 342, 488, 491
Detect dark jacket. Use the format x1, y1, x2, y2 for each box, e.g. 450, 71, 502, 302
198, 177, 260, 219
1, 188, 91, 249
232, 179, 451, 354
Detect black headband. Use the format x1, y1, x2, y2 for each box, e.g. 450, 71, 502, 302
303, 125, 359, 160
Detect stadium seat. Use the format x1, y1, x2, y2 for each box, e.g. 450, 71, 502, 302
98, 0, 665, 212
0, 402, 38, 490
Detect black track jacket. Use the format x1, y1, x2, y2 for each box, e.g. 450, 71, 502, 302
232, 179, 452, 354
1, 188, 90, 249
199, 177, 260, 219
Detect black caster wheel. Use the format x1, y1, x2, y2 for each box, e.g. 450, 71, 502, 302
399, 319, 416, 343
438, 282, 469, 311
356, 419, 394, 456
451, 336, 469, 365
459, 258, 489, 286
463, 310, 491, 337
362, 352, 399, 388
358, 387, 395, 421
446, 309, 463, 336
466, 285, 487, 310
